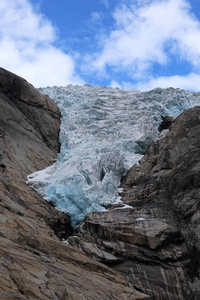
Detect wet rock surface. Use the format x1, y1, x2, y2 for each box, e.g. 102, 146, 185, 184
0, 68, 146, 300
69, 106, 200, 299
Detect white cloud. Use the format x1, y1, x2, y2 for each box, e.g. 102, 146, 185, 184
100, 0, 109, 9
0, 0, 84, 87
110, 80, 136, 90
90, 12, 101, 24
2, 0, 200, 91
110, 80, 122, 88
91, 0, 200, 82
135, 73, 200, 92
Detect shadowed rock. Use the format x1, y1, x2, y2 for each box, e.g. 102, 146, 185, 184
158, 115, 175, 132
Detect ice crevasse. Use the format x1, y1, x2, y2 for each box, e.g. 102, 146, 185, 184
27, 85, 200, 227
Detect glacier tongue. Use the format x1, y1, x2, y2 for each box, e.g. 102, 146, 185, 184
27, 85, 200, 227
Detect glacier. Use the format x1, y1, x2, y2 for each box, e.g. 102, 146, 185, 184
27, 85, 200, 227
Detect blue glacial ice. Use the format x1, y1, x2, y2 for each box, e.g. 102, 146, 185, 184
27, 85, 200, 227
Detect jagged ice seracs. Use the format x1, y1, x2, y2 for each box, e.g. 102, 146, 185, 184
27, 85, 200, 227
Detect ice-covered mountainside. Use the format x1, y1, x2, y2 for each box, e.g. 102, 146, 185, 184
27, 85, 200, 227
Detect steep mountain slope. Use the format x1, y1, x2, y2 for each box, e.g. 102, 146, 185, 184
0, 68, 146, 300
69, 106, 200, 299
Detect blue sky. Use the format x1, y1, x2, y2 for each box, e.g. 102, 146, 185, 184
1, 0, 200, 91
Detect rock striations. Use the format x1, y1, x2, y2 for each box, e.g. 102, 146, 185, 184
0, 68, 146, 300
1, 67, 200, 300
69, 106, 200, 299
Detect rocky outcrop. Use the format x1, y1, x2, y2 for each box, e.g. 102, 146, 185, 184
158, 115, 175, 132
69, 106, 200, 299
0, 68, 148, 300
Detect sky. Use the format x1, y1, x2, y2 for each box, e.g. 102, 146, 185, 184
1, 0, 200, 91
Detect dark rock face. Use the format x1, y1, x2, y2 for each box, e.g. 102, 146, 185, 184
158, 115, 175, 132
0, 68, 147, 300
0, 67, 60, 173
69, 106, 200, 299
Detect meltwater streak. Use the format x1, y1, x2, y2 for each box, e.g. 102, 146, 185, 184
27, 85, 200, 227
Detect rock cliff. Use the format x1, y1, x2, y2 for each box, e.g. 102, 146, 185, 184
69, 106, 200, 299
0, 68, 147, 300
